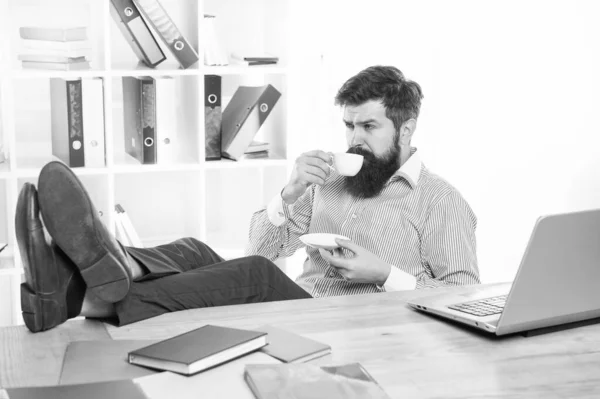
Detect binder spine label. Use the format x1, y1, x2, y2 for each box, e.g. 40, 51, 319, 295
141, 80, 157, 164
66, 80, 85, 167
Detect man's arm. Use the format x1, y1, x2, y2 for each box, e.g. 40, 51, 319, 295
245, 186, 315, 261
246, 150, 332, 261
318, 189, 479, 290
416, 190, 480, 288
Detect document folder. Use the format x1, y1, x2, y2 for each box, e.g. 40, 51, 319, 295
110, 0, 166, 68
134, 0, 199, 69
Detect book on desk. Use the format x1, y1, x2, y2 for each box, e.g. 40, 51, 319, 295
256, 324, 331, 363
127, 324, 267, 375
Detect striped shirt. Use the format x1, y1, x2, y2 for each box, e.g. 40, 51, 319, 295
246, 148, 480, 297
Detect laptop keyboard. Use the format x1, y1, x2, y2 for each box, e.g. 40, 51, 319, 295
448, 295, 507, 317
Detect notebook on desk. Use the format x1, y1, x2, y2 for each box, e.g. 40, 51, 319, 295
255, 325, 331, 363
408, 208, 600, 336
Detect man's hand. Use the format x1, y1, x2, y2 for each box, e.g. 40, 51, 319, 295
318, 239, 392, 285
281, 150, 332, 204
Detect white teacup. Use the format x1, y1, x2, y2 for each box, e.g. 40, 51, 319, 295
329, 152, 364, 176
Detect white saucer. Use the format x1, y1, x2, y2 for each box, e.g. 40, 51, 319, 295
299, 233, 349, 250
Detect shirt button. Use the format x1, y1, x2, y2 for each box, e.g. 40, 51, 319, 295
351, 214, 357, 219
314, 293, 320, 298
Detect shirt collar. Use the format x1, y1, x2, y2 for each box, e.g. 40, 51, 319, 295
392, 147, 421, 189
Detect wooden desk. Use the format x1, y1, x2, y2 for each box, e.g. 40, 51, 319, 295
1, 283, 600, 398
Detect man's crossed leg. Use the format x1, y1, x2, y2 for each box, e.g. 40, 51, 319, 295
17, 161, 311, 333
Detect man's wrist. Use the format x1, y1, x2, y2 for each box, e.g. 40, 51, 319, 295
281, 186, 299, 205
378, 262, 392, 286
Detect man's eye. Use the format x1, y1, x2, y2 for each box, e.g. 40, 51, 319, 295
345, 123, 354, 129
364, 124, 374, 130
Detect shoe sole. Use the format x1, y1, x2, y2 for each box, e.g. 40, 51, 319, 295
20, 283, 61, 333
38, 162, 130, 303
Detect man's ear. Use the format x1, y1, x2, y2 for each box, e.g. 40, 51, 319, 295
399, 119, 417, 146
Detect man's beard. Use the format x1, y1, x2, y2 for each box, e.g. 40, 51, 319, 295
343, 145, 401, 198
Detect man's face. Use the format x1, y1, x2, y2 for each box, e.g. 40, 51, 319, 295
342, 100, 401, 198
343, 100, 397, 158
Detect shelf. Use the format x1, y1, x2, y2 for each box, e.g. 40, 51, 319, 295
14, 166, 109, 178
203, 65, 288, 76
109, 61, 201, 77
112, 163, 203, 175
8, 69, 107, 80
204, 156, 289, 169
12, 156, 109, 178
112, 152, 202, 174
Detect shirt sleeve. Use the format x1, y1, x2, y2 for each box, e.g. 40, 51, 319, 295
382, 267, 417, 291
245, 186, 315, 261
417, 190, 481, 289
266, 192, 292, 226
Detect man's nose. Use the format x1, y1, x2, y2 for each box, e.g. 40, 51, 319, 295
350, 127, 364, 146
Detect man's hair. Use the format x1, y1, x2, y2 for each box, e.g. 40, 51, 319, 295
334, 65, 424, 132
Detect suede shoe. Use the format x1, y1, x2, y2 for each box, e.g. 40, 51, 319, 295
38, 161, 132, 303
16, 183, 86, 333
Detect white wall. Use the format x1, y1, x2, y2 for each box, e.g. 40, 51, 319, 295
287, 0, 600, 283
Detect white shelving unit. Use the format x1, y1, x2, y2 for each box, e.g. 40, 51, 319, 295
0, 0, 296, 326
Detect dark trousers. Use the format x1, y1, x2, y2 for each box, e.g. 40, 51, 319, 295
113, 238, 312, 325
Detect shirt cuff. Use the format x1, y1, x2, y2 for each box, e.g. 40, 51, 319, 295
381, 267, 417, 291
266, 192, 294, 227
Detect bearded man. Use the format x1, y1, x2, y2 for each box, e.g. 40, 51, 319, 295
16, 65, 480, 333
248, 65, 480, 296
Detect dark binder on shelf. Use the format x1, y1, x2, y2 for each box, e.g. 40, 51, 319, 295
221, 84, 281, 161
50, 78, 85, 167
122, 76, 157, 164
204, 75, 222, 160
133, 0, 199, 69
110, 0, 166, 68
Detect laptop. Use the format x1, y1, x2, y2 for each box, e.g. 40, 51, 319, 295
407, 208, 600, 336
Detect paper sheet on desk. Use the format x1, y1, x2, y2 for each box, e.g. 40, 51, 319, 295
60, 339, 159, 385
135, 351, 282, 399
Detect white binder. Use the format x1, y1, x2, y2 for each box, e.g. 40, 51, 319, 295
81, 77, 106, 167
154, 76, 178, 164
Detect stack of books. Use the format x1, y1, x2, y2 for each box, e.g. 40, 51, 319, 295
243, 140, 271, 159
18, 26, 92, 71
230, 53, 279, 66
